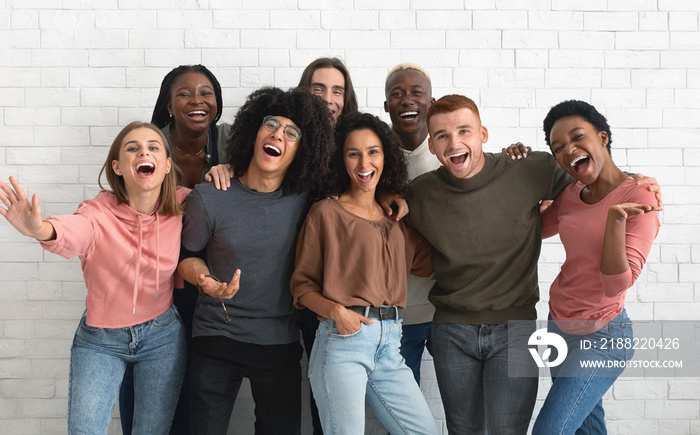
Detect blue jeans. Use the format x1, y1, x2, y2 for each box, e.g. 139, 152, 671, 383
399, 322, 433, 384
68, 305, 186, 435
432, 321, 538, 434
119, 285, 198, 435
299, 308, 323, 435
309, 316, 438, 435
532, 310, 634, 435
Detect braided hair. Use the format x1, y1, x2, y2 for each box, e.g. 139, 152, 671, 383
151, 64, 223, 128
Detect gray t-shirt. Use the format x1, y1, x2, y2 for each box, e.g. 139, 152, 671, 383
182, 180, 307, 345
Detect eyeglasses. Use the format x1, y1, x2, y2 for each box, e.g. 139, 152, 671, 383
262, 115, 301, 142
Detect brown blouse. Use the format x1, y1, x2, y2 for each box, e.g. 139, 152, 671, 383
291, 199, 433, 309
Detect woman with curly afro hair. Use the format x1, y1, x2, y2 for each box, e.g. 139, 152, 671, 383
177, 87, 334, 435
291, 113, 439, 434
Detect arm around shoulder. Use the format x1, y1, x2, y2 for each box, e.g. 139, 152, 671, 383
290, 210, 325, 308
540, 200, 560, 239
542, 152, 575, 200
181, 187, 213, 253
402, 222, 432, 277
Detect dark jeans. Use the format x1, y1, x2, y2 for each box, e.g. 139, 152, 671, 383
299, 308, 323, 435
399, 321, 433, 384
432, 321, 538, 435
189, 339, 302, 435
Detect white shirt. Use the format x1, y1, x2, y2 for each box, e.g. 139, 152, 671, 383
401, 136, 441, 324
402, 136, 441, 182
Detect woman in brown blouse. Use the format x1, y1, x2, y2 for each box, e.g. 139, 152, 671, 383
291, 113, 438, 435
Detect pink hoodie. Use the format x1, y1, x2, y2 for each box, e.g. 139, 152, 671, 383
41, 188, 190, 328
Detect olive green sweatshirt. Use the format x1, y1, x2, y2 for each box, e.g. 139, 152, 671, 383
406, 151, 572, 324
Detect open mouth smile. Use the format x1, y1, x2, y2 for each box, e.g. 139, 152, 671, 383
135, 162, 155, 176
569, 155, 590, 174
357, 170, 375, 182
187, 110, 208, 120
263, 144, 281, 157
448, 151, 468, 166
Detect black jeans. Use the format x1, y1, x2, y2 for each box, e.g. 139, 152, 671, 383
189, 338, 302, 435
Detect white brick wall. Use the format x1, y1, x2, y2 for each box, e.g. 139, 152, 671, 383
0, 2, 698, 434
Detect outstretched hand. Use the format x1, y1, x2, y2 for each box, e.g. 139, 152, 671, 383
197, 269, 241, 299
608, 203, 662, 220
0, 176, 55, 241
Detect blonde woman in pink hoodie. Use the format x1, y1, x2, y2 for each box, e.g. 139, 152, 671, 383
0, 121, 189, 435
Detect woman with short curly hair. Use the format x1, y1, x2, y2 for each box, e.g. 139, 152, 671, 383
177, 87, 334, 435
532, 100, 661, 434
291, 113, 439, 434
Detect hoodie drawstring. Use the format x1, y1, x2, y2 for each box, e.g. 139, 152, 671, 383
132, 211, 163, 315
155, 213, 160, 299
132, 214, 143, 314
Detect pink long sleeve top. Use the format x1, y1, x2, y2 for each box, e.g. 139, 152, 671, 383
40, 188, 189, 328
541, 177, 660, 334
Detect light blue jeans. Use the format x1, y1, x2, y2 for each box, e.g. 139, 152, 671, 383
309, 316, 438, 435
431, 321, 538, 434
68, 305, 186, 435
533, 309, 634, 435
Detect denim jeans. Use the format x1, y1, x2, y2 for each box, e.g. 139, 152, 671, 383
299, 308, 323, 435
432, 321, 538, 434
119, 284, 198, 435
68, 305, 186, 435
399, 322, 433, 384
532, 310, 634, 435
309, 316, 438, 435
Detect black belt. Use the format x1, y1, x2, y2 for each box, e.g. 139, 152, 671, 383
347, 306, 403, 320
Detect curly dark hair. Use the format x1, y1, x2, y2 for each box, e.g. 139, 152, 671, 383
227, 87, 334, 196
327, 112, 408, 199
543, 100, 612, 155
151, 64, 223, 128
